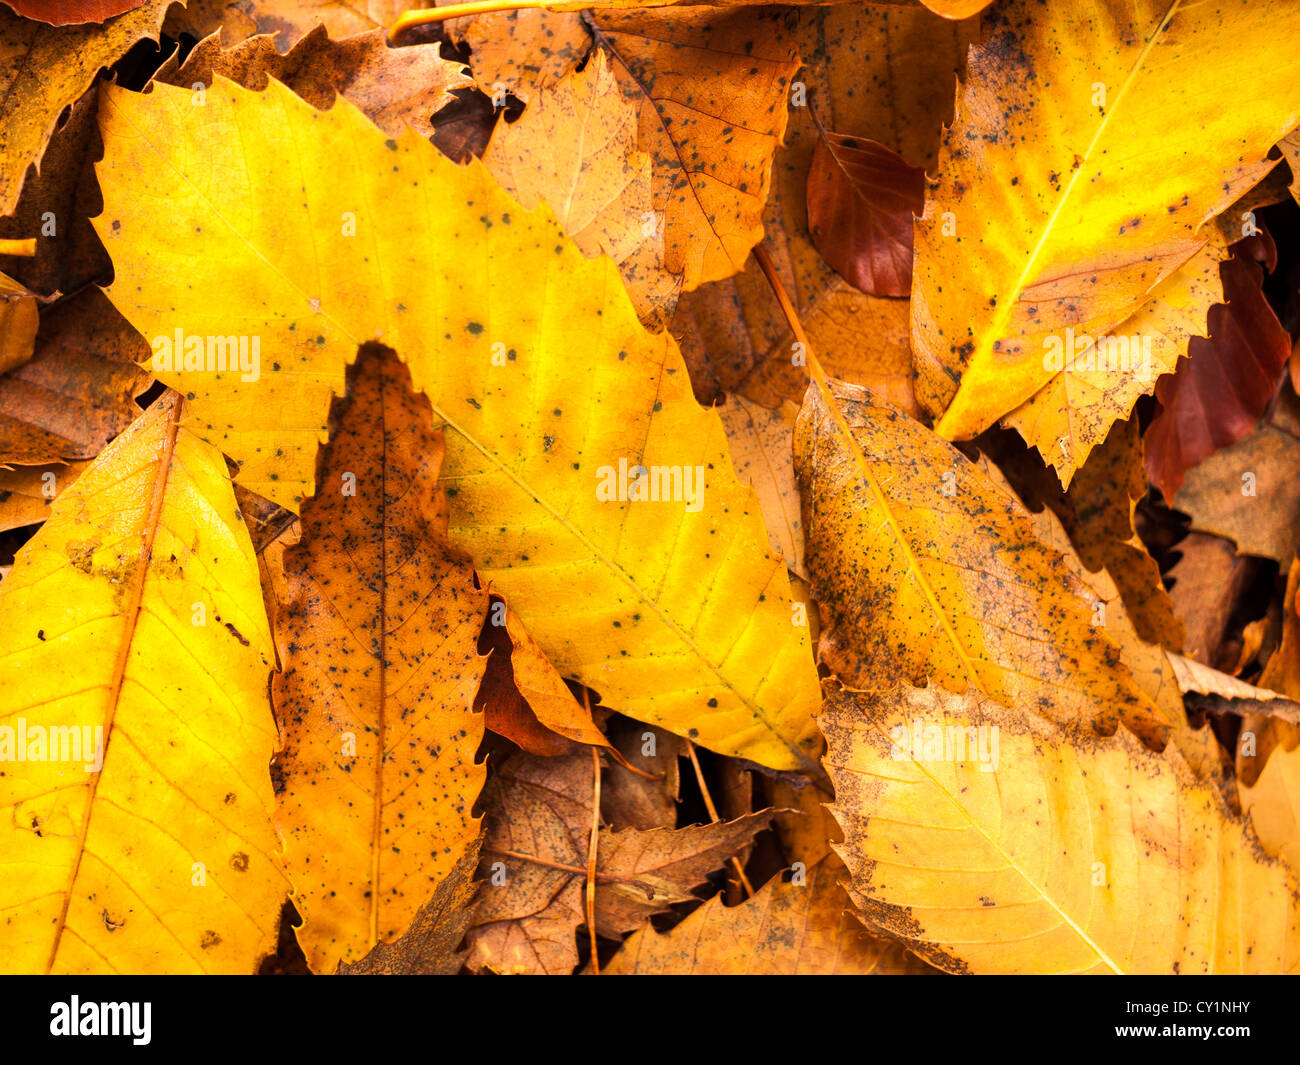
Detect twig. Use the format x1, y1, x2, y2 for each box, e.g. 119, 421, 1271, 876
586, 742, 602, 974
684, 738, 755, 898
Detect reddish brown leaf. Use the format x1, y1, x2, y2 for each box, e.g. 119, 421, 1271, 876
0, 0, 146, 26
806, 130, 925, 298
1144, 231, 1292, 501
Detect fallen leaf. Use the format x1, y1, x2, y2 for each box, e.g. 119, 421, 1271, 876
912, 0, 1299, 448
482, 48, 677, 325
0, 270, 39, 374
156, 24, 472, 140
1, 1, 147, 25
0, 393, 285, 974
794, 377, 1170, 747
1172, 381, 1300, 565
717, 394, 804, 577
806, 131, 924, 298
1145, 232, 1291, 502
95, 76, 821, 772
272, 347, 489, 973
337, 841, 481, 975
467, 750, 769, 974
0, 288, 151, 466
601, 854, 934, 974
0, 459, 87, 532
822, 683, 1300, 974
164, 0, 407, 52
0, 0, 174, 215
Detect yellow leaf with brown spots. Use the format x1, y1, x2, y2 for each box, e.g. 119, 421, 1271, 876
912, 0, 1300, 454
0, 394, 285, 974
794, 377, 1170, 747
822, 683, 1300, 974
95, 76, 820, 772
272, 348, 488, 974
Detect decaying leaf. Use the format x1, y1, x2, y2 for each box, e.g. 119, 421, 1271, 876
823, 684, 1300, 974
94, 76, 821, 772
0, 270, 39, 375
467, 750, 769, 974
0, 0, 175, 215
272, 347, 488, 973
1145, 232, 1292, 502
601, 854, 934, 975
0, 394, 285, 973
0, 288, 151, 467
1, 1, 147, 25
156, 25, 472, 140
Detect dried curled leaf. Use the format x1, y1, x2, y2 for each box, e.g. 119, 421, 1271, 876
602, 855, 935, 975
0, 395, 285, 974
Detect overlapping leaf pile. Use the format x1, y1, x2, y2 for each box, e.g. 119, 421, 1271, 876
2, 0, 1300, 976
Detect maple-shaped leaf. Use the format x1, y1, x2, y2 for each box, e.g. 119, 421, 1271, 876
806, 130, 925, 298
0, 394, 286, 974
0, 0, 146, 26
1145, 231, 1292, 502
272, 347, 489, 974
0, 289, 151, 467
601, 855, 935, 975
794, 377, 1170, 747
94, 76, 820, 772
156, 25, 472, 141
822, 683, 1300, 974
476, 594, 612, 757
0, 0, 174, 214
467, 750, 769, 975
911, 0, 1300, 448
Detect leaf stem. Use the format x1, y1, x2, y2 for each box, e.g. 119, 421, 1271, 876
684, 739, 755, 898
389, 1, 587, 41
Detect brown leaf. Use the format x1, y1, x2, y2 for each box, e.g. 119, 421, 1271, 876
1145, 232, 1292, 502
806, 131, 925, 297
337, 841, 480, 975
601, 855, 935, 975
467, 750, 769, 974
0, 287, 151, 466
157, 25, 471, 140
1172, 379, 1300, 566
601, 717, 683, 832
476, 595, 613, 757
164, 0, 409, 53
0, 1, 147, 25
0, 0, 173, 215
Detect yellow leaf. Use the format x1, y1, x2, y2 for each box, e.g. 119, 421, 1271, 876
272, 348, 488, 973
0, 269, 38, 375
1003, 229, 1230, 481
94, 77, 820, 772
0, 394, 284, 974
794, 377, 1169, 746
0, 460, 87, 534
822, 683, 1300, 974
912, 0, 1300, 447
